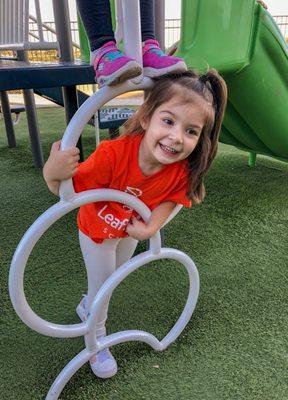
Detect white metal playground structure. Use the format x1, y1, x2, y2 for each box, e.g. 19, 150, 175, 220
8, 1, 200, 399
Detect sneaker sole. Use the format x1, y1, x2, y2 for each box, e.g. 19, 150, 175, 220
97, 61, 142, 87
143, 61, 187, 78
90, 360, 118, 379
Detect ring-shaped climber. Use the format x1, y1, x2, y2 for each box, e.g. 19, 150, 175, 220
9, 78, 205, 400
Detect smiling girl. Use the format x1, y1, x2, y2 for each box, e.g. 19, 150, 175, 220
43, 69, 227, 379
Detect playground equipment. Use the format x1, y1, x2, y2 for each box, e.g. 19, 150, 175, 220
0, 0, 95, 167
0, 0, 58, 51
9, 2, 199, 399
176, 0, 288, 165
0, 0, 60, 162
0, 104, 25, 125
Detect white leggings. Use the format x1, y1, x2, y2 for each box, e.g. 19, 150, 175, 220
79, 230, 138, 336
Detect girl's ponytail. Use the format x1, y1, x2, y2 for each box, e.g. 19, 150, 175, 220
200, 69, 228, 166
187, 69, 228, 204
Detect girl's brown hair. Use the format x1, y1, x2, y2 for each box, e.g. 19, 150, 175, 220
123, 69, 227, 204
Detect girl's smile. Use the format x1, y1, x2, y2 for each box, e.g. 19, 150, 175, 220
159, 143, 181, 157
139, 96, 206, 175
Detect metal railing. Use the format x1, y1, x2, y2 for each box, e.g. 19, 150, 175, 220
0, 0, 58, 51
273, 15, 288, 39
27, 18, 81, 62
28, 19, 80, 49
165, 19, 181, 48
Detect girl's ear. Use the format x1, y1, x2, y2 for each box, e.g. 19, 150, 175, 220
140, 117, 148, 131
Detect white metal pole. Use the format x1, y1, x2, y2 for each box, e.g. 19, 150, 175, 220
121, 0, 142, 69
92, 83, 100, 147
115, 0, 123, 45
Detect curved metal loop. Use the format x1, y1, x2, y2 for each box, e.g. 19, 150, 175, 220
59, 77, 154, 202
9, 189, 162, 338
85, 248, 199, 351
46, 248, 199, 400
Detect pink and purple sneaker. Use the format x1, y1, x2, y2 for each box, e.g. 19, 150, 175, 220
92, 41, 142, 87
142, 39, 187, 77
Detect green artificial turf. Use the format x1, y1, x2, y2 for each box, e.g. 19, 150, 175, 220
0, 107, 287, 400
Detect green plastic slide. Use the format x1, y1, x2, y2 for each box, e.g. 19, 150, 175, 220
176, 0, 288, 162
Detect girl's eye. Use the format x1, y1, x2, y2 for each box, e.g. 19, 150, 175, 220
187, 129, 198, 136
163, 118, 173, 126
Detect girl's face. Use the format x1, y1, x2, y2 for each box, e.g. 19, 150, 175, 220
140, 95, 207, 171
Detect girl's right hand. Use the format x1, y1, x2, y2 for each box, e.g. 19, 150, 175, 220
43, 141, 80, 194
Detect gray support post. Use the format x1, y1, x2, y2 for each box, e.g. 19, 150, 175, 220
154, 0, 165, 50
0, 91, 16, 148
17, 51, 44, 168
52, 0, 73, 62
52, 0, 83, 160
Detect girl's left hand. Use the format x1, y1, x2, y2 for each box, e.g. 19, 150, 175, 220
126, 216, 155, 241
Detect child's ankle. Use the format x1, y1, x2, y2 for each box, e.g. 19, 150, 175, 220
142, 39, 160, 47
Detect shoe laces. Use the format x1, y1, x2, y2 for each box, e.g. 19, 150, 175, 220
94, 42, 120, 68
102, 50, 124, 62
143, 40, 165, 57
97, 348, 112, 363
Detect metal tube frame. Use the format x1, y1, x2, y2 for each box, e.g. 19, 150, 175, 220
9, 3, 200, 399
52, 0, 83, 160
0, 90, 16, 147
17, 49, 44, 168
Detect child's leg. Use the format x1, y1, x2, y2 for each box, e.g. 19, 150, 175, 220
139, 0, 155, 41
76, 0, 142, 86
140, 0, 187, 77
78, 233, 137, 324
76, 0, 115, 52
93, 236, 138, 325
78, 230, 119, 378
115, 236, 138, 268
78, 230, 119, 334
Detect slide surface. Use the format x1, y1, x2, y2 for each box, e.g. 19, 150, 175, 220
176, 0, 288, 161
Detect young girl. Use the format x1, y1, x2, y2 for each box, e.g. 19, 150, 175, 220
43, 69, 227, 379
76, 0, 187, 86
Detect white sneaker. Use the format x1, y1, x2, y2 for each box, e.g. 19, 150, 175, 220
90, 343, 118, 379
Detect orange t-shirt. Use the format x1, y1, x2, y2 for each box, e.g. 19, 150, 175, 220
73, 133, 191, 243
